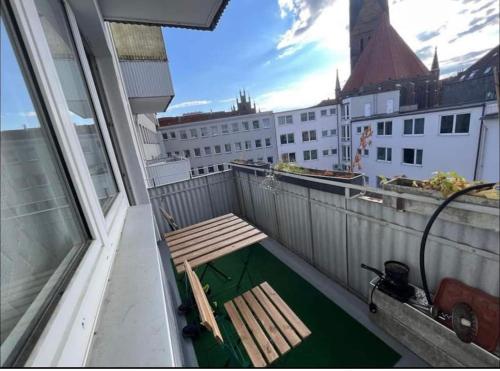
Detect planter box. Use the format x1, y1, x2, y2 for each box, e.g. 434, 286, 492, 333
275, 169, 364, 196
383, 177, 499, 209
230, 161, 270, 176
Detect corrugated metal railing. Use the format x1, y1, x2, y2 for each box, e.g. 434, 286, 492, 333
149, 165, 499, 301
148, 171, 239, 234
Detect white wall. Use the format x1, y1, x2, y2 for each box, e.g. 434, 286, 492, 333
274, 105, 339, 170
476, 103, 499, 182
146, 158, 191, 187
351, 105, 485, 187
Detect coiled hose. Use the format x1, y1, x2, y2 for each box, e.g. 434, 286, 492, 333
420, 182, 496, 305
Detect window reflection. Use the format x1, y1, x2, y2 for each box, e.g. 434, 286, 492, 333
35, 0, 118, 211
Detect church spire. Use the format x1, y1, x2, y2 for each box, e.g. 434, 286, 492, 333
335, 69, 342, 99
431, 46, 440, 79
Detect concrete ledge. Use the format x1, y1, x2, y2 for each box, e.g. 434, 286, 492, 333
87, 205, 181, 367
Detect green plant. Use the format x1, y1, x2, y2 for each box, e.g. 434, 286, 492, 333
274, 162, 309, 174
415, 171, 481, 196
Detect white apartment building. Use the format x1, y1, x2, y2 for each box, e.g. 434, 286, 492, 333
274, 102, 339, 170
0, 0, 228, 366
159, 109, 278, 177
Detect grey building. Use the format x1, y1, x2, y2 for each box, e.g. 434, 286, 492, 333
159, 93, 278, 176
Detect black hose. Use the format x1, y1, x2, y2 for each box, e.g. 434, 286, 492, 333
420, 182, 495, 305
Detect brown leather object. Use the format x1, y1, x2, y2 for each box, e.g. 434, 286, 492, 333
433, 278, 500, 352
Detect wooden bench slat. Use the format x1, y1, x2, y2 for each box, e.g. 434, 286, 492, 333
260, 282, 311, 339
242, 291, 291, 355
184, 261, 223, 344
164, 213, 234, 238
176, 233, 267, 273
169, 222, 252, 253
251, 286, 301, 347
224, 301, 267, 368
166, 215, 238, 242
168, 219, 247, 249
172, 229, 262, 266
234, 296, 279, 364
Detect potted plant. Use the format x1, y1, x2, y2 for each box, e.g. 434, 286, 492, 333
272, 162, 365, 196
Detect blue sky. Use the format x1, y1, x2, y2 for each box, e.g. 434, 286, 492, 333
162, 0, 500, 116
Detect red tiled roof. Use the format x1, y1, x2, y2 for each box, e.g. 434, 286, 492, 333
343, 12, 430, 93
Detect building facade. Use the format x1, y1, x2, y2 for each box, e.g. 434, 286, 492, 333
274, 102, 340, 170
159, 93, 278, 177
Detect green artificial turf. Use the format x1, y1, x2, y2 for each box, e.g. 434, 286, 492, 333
174, 243, 401, 368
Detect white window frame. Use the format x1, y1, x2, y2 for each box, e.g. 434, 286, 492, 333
376, 121, 392, 136
403, 118, 425, 136
9, 1, 130, 366
438, 113, 471, 135
376, 147, 392, 163
402, 148, 424, 166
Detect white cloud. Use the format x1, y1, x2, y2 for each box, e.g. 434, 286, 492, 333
256, 67, 339, 112
19, 111, 37, 117
166, 100, 212, 111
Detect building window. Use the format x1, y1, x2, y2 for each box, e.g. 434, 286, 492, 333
162, 133, 168, 140
280, 133, 294, 144
225, 143, 232, 153
363, 149, 369, 156
184, 149, 191, 158
180, 130, 188, 139
190, 128, 198, 138
255, 139, 262, 148
321, 109, 327, 116
245, 140, 252, 150
308, 112, 316, 121
218, 164, 225, 172
242, 121, 249, 131
322, 130, 328, 137
1, 13, 89, 361
403, 148, 423, 165
235, 142, 242, 151
167, 152, 172, 157
262, 118, 271, 128
377, 147, 392, 162
303, 149, 318, 161
302, 130, 317, 142
174, 151, 180, 156
198, 167, 205, 175
404, 118, 425, 135
201, 127, 208, 137
267, 156, 274, 163
386, 99, 394, 114
221, 124, 229, 134
300, 113, 308, 122
332, 148, 338, 155
208, 166, 215, 173
265, 138, 272, 147
377, 121, 392, 136
194, 148, 201, 157
204, 146, 212, 155
330, 108, 336, 115
211, 126, 218, 136
364, 103, 372, 117
323, 149, 329, 156
356, 127, 362, 134
341, 125, 351, 140
342, 145, 351, 161
441, 114, 471, 134
252, 120, 260, 130
169, 131, 176, 139
341, 103, 350, 119
214, 145, 222, 154
281, 152, 296, 163
331, 129, 337, 136
232, 122, 239, 132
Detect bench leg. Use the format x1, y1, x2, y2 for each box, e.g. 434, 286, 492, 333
236, 248, 254, 289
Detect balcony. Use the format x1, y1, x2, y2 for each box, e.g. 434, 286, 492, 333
144, 164, 499, 367
145, 155, 191, 188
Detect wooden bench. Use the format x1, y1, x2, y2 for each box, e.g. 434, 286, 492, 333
224, 282, 311, 367
183, 261, 223, 344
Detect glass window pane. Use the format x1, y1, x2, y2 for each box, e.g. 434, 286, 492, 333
280, 135, 286, 145
387, 148, 392, 162
35, 0, 118, 212
1, 15, 88, 364
415, 118, 425, 134
377, 147, 385, 161
377, 122, 384, 135
310, 130, 316, 141
455, 114, 470, 133
288, 133, 294, 143
403, 149, 414, 164
416, 149, 423, 165
385, 121, 392, 135
404, 119, 413, 135
440, 115, 454, 133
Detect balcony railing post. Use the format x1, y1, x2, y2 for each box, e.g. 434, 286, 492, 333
247, 173, 257, 223
307, 187, 316, 266
205, 175, 215, 217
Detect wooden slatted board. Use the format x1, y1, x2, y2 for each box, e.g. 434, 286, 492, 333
164, 214, 267, 273
184, 261, 223, 344
224, 282, 311, 367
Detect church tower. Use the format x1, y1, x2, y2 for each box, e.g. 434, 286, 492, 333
350, 0, 389, 71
